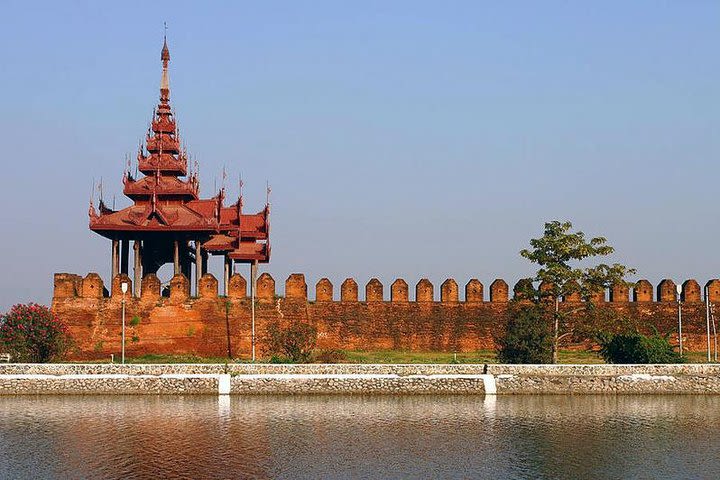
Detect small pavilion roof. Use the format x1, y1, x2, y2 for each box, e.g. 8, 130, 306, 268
90, 203, 218, 234
203, 234, 234, 252
123, 175, 197, 199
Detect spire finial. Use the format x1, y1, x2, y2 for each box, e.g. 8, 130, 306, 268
161, 23, 170, 63
160, 24, 170, 102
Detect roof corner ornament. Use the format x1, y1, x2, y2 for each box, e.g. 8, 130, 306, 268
88, 198, 98, 221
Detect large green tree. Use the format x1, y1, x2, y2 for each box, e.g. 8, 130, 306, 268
519, 220, 635, 363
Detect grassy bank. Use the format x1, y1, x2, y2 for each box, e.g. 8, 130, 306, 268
341, 350, 605, 364
95, 350, 712, 365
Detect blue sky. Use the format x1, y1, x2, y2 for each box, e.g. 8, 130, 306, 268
0, 1, 718, 308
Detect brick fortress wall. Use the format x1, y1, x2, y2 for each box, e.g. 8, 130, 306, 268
52, 273, 720, 360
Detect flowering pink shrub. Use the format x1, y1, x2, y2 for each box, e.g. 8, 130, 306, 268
0, 303, 71, 362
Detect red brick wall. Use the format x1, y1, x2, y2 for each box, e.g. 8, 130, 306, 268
52, 273, 718, 360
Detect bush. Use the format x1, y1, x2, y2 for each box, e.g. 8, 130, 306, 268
263, 320, 317, 363
495, 303, 553, 364
0, 303, 71, 362
314, 349, 348, 364
597, 331, 683, 364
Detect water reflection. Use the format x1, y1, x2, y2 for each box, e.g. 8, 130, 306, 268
0, 395, 718, 479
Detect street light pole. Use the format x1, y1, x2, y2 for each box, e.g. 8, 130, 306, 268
676, 284, 683, 357
251, 261, 257, 362
706, 286, 712, 363
121, 282, 128, 364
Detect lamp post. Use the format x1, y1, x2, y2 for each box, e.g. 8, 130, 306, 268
676, 284, 683, 357
121, 282, 128, 364
706, 286, 712, 363
251, 261, 257, 362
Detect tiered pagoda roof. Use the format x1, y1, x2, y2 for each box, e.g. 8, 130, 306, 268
89, 37, 270, 263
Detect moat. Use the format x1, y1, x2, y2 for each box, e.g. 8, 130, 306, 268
1, 395, 718, 479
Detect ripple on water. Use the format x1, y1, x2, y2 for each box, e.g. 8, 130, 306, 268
0, 395, 719, 479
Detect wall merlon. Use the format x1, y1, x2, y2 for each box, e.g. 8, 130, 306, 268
81, 273, 105, 299
440, 279, 459, 303
53, 273, 82, 299
539, 281, 554, 296
705, 279, 720, 303
341, 278, 358, 302
513, 279, 532, 300
111, 274, 132, 299
315, 278, 333, 302
169, 273, 189, 302
633, 279, 653, 302
256, 273, 275, 302
141, 274, 161, 301
199, 273, 218, 298
682, 279, 701, 302
228, 274, 247, 299
562, 280, 581, 302
285, 273, 307, 301
490, 279, 509, 303
610, 283, 629, 303
366, 278, 383, 302
657, 278, 677, 302
465, 279, 483, 303
416, 279, 434, 302
391, 279, 409, 302
589, 286, 605, 304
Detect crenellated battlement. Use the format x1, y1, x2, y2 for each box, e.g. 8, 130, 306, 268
53, 272, 720, 304
52, 271, 720, 360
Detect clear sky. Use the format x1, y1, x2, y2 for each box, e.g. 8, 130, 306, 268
0, 1, 718, 309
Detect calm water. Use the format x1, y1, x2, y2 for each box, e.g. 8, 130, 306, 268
0, 395, 719, 479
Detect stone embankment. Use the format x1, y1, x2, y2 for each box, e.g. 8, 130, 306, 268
1, 364, 720, 395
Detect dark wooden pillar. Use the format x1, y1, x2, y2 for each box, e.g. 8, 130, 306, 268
133, 240, 142, 297
111, 239, 120, 280
223, 254, 231, 296
195, 240, 202, 296
120, 240, 129, 275
181, 241, 192, 282
201, 250, 209, 275
173, 239, 180, 275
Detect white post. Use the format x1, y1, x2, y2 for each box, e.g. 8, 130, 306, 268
706, 287, 712, 363
712, 303, 718, 362
251, 261, 258, 362
121, 282, 128, 364
676, 284, 683, 357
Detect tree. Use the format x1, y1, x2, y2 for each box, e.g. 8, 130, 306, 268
0, 303, 71, 362
597, 330, 683, 364
496, 303, 553, 364
519, 221, 635, 363
263, 320, 317, 363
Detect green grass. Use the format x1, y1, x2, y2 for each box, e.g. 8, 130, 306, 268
681, 351, 712, 363
127, 354, 233, 364
77, 354, 232, 364
116, 349, 606, 364
339, 349, 606, 364
75, 350, 715, 365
